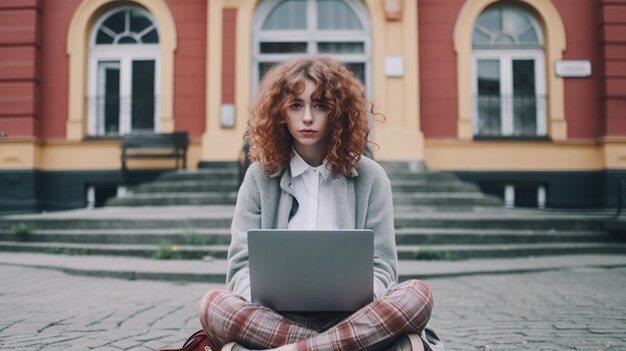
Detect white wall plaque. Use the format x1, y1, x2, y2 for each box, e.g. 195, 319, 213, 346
385, 55, 404, 77
220, 104, 236, 128
555, 60, 592, 78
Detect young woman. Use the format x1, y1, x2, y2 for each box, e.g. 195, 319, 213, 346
198, 56, 444, 351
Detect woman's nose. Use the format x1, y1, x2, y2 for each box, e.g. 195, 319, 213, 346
302, 106, 313, 124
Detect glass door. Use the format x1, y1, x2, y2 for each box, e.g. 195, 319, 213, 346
96, 61, 121, 135
131, 60, 155, 131
512, 59, 537, 136
474, 52, 545, 137
476, 59, 501, 136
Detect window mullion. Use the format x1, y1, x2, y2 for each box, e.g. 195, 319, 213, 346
309, 0, 317, 55
96, 61, 106, 135
100, 26, 117, 40
535, 56, 547, 135
153, 57, 161, 132
138, 24, 156, 39
471, 56, 479, 135
120, 58, 132, 134
124, 9, 130, 34
501, 56, 513, 135
88, 59, 98, 135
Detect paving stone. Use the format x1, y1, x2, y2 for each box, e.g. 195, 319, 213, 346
2, 265, 626, 350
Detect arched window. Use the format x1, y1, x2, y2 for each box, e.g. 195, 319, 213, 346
88, 6, 160, 136
252, 0, 371, 95
472, 3, 546, 137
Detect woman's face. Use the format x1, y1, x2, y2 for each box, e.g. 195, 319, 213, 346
285, 79, 330, 164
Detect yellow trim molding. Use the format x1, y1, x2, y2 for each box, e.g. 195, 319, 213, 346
0, 138, 42, 170
601, 137, 626, 170
453, 0, 567, 140
66, 0, 177, 140
0, 139, 202, 171
2, 137, 625, 171
424, 139, 613, 171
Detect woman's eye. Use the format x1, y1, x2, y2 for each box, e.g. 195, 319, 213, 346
290, 103, 303, 109
314, 103, 327, 111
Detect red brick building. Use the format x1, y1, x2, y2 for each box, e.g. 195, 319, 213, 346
1, 0, 625, 212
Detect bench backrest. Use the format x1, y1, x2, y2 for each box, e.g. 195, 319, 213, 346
121, 132, 188, 150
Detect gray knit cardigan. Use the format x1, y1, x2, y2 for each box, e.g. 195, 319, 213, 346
226, 156, 399, 301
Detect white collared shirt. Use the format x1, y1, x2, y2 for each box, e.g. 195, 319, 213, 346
288, 151, 338, 229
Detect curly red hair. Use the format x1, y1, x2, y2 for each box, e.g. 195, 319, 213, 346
248, 56, 371, 176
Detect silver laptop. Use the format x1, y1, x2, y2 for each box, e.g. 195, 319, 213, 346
248, 229, 374, 312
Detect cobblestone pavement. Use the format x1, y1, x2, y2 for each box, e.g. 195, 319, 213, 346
1, 265, 625, 350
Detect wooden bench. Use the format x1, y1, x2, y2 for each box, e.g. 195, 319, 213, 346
121, 132, 189, 172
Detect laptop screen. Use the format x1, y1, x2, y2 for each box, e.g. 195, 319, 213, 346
248, 229, 374, 312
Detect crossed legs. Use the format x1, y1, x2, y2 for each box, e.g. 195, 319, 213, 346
199, 280, 433, 351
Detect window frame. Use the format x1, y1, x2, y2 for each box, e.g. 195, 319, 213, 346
454, 0, 567, 141
472, 50, 546, 137
87, 6, 161, 136
252, 0, 371, 97
472, 3, 544, 49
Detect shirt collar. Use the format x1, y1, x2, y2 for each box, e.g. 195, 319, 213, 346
290, 151, 332, 181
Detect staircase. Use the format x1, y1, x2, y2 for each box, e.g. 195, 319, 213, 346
0, 162, 624, 260
107, 162, 240, 206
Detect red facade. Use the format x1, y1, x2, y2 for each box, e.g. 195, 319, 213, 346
0, 0, 41, 138
1, 0, 624, 141
222, 9, 237, 105
418, 0, 464, 139
0, 0, 207, 139
168, 0, 207, 137
599, 0, 626, 136
418, 0, 625, 141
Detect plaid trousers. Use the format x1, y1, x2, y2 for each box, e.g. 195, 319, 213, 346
198, 280, 433, 351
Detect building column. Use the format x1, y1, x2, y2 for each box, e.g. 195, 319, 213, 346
367, 0, 424, 161
202, 0, 253, 162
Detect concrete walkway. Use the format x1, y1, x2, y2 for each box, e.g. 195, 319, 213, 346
1, 261, 625, 350
1, 252, 626, 283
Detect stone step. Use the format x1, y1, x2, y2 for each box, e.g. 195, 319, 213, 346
393, 228, 614, 245
106, 192, 238, 206
2, 241, 625, 261
1, 211, 609, 231
197, 161, 240, 170
393, 213, 608, 231
158, 167, 461, 184
379, 161, 428, 173
390, 181, 479, 193
396, 243, 626, 260
0, 228, 232, 245
131, 181, 476, 195
386, 172, 461, 182
132, 180, 240, 194
157, 169, 239, 182
0, 242, 228, 260
394, 205, 505, 212
606, 217, 626, 235
127, 184, 485, 205
155, 169, 464, 186
0, 217, 234, 230
0, 228, 612, 246
392, 193, 502, 206
109, 192, 497, 208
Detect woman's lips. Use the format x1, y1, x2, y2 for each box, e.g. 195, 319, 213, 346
299, 130, 317, 136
